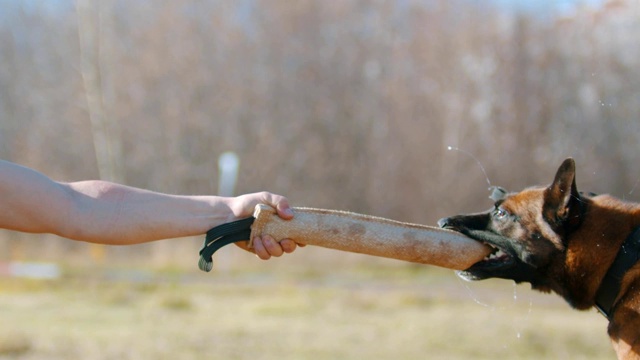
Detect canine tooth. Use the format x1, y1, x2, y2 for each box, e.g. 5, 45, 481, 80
485, 249, 506, 261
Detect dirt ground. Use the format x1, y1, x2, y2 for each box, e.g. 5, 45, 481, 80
0, 255, 614, 360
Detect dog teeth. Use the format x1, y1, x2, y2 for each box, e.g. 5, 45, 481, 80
486, 249, 506, 261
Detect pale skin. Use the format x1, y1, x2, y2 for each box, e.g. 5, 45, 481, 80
0, 160, 301, 260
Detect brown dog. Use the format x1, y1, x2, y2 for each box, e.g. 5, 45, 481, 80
438, 158, 640, 359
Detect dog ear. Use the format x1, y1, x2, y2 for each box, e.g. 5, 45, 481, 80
544, 158, 582, 229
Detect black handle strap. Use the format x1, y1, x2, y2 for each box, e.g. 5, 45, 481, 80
198, 217, 255, 272
594, 226, 640, 319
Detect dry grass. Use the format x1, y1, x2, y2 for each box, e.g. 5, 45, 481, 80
0, 257, 615, 360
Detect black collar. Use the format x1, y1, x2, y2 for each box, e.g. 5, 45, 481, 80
594, 226, 640, 320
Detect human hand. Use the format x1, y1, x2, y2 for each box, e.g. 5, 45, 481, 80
228, 191, 294, 221
237, 234, 300, 260
229, 192, 304, 259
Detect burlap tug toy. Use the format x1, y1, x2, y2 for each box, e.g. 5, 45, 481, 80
198, 204, 491, 272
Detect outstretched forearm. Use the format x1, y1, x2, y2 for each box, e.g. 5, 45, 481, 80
60, 181, 235, 244
0, 160, 294, 250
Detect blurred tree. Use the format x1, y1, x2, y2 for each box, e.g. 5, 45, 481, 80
0, 0, 639, 263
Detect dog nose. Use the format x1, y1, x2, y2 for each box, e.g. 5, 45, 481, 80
437, 217, 450, 228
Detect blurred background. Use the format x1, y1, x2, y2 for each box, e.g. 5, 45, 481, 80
0, 0, 637, 358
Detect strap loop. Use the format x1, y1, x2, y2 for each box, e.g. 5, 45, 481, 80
198, 217, 255, 272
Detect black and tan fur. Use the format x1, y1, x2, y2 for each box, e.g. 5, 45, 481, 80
438, 158, 640, 359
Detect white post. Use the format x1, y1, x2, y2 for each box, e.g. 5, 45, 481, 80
216, 152, 240, 272
218, 151, 240, 197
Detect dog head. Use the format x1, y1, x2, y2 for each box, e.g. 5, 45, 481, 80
438, 158, 588, 291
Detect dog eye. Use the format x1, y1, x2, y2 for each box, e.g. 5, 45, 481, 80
493, 207, 509, 220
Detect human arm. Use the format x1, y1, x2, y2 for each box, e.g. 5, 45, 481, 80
0, 160, 298, 259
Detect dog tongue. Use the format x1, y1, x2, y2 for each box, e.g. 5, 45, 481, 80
250, 205, 493, 270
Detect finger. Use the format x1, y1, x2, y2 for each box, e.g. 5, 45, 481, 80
276, 200, 294, 220
252, 237, 271, 260
261, 192, 294, 220
262, 235, 284, 257
280, 239, 297, 253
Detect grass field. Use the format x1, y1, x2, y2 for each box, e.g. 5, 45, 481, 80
0, 252, 614, 360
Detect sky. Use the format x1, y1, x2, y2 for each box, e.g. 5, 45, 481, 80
485, 0, 605, 16
0, 0, 607, 17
